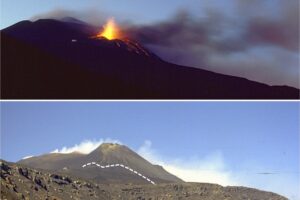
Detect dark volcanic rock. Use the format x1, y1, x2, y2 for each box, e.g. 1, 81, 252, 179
1, 160, 109, 200
1, 160, 288, 200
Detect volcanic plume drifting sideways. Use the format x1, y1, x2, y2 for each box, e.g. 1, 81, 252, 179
29, 0, 300, 88
124, 2, 299, 88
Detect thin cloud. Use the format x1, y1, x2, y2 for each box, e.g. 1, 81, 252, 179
137, 140, 238, 186
21, 155, 34, 160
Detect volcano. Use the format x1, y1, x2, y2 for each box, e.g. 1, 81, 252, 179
1, 18, 299, 99
2, 144, 288, 199
18, 143, 182, 184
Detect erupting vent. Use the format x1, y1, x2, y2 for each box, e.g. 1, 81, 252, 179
95, 18, 123, 40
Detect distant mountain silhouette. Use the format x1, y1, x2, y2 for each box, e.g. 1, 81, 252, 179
18, 143, 182, 184
1, 18, 299, 99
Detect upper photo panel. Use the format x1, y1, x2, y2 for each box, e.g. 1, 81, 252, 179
1, 0, 299, 99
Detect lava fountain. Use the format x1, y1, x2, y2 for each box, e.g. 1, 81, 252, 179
96, 18, 123, 40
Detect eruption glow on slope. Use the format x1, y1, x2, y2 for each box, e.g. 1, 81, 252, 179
96, 18, 122, 40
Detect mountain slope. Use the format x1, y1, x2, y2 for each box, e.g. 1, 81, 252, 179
18, 143, 182, 184
1, 19, 299, 99
1, 160, 288, 200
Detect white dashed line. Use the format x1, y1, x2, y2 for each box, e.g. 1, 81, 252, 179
81, 162, 156, 185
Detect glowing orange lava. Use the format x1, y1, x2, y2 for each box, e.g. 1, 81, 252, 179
96, 18, 122, 40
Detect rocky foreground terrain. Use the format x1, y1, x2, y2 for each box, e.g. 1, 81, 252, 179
1, 160, 287, 200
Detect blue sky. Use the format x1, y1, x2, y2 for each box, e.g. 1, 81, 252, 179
1, 102, 299, 198
1, 102, 298, 164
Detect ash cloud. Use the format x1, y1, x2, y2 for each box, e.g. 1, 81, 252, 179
30, 1, 299, 88
127, 8, 299, 53
125, 1, 299, 87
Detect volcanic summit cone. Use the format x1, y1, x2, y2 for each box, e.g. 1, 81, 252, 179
18, 143, 182, 184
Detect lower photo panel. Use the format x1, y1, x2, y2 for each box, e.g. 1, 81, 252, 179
1, 101, 299, 200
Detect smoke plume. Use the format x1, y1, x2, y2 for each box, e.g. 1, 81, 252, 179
30, 0, 299, 87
